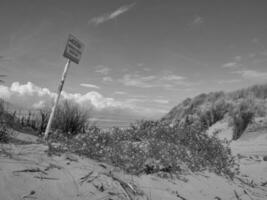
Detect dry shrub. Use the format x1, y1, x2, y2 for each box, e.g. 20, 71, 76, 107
231, 100, 255, 140
0, 124, 10, 143
15, 101, 90, 137
0, 100, 13, 143
37, 108, 50, 134
52, 100, 90, 136
50, 120, 237, 178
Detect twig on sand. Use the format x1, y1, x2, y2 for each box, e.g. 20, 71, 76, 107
175, 191, 187, 200
98, 163, 107, 169
13, 168, 47, 176
34, 176, 59, 180
243, 189, 254, 200
235, 176, 256, 188
22, 190, 37, 199
105, 172, 140, 200
79, 171, 96, 185
22, 195, 37, 199
93, 183, 105, 192
91, 194, 110, 200
234, 190, 242, 200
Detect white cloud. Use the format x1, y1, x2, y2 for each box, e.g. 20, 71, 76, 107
0, 82, 130, 110
218, 79, 241, 84
161, 74, 186, 81
125, 98, 146, 103
234, 56, 242, 62
95, 65, 110, 75
10, 82, 53, 97
119, 74, 156, 88
153, 99, 169, 104
129, 95, 147, 98
0, 82, 55, 109
136, 63, 151, 71
89, 3, 135, 25
125, 98, 169, 105
222, 56, 242, 69
114, 91, 127, 95
192, 16, 204, 25
122, 97, 170, 117
61, 91, 124, 109
103, 76, 113, 82
233, 70, 267, 80
249, 53, 256, 58
0, 82, 170, 119
80, 83, 100, 89
140, 75, 157, 81
222, 62, 239, 68
143, 67, 151, 72
119, 73, 190, 89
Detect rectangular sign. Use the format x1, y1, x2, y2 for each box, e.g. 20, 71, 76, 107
63, 34, 84, 64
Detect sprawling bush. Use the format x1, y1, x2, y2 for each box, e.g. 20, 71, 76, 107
50, 120, 237, 178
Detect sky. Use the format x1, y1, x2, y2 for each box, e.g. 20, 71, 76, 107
1, 0, 267, 124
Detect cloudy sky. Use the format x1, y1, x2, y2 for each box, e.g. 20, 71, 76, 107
1, 0, 267, 123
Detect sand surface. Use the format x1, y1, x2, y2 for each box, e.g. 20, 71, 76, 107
1, 130, 267, 200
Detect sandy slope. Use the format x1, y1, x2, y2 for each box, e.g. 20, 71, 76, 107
208, 119, 267, 198
230, 126, 267, 189
1, 130, 267, 200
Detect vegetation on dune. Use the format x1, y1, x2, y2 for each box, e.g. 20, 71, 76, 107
37, 108, 50, 134
230, 100, 255, 140
229, 83, 267, 100
5, 83, 267, 177
48, 120, 238, 178
15, 100, 90, 137
0, 100, 14, 143
162, 83, 267, 140
52, 100, 91, 136
0, 125, 10, 143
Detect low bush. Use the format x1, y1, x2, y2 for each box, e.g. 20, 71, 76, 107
50, 120, 237, 178
0, 100, 12, 143
0, 124, 10, 143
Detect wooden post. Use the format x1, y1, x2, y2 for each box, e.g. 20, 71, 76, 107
43, 59, 71, 140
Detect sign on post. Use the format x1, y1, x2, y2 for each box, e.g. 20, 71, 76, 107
44, 34, 84, 140
63, 34, 85, 64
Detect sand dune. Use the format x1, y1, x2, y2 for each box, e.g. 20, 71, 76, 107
1, 129, 267, 200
